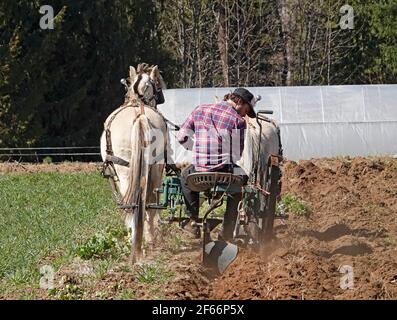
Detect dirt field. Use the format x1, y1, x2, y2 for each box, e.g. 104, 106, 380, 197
0, 162, 99, 174
2, 157, 397, 300
163, 156, 397, 300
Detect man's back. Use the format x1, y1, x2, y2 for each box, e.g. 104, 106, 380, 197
177, 101, 246, 172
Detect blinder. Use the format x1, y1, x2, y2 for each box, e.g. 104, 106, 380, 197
155, 88, 165, 105
133, 76, 165, 106
149, 78, 165, 105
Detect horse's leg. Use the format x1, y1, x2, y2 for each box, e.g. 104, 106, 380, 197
145, 207, 158, 245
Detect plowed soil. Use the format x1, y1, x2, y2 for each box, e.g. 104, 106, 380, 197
188, 156, 397, 300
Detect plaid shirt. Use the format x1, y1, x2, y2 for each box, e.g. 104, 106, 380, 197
177, 101, 246, 172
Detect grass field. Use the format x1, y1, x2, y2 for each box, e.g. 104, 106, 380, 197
0, 171, 121, 298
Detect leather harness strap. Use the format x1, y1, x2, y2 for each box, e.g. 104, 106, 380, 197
139, 99, 145, 116
104, 103, 133, 166
105, 154, 130, 167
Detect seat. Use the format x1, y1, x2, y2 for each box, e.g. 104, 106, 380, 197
185, 172, 244, 193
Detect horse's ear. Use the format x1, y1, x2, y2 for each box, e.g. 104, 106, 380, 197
129, 66, 137, 80
150, 65, 166, 89
150, 65, 160, 81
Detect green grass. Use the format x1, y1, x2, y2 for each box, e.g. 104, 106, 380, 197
280, 193, 312, 217
76, 227, 130, 260
0, 172, 120, 295
200, 198, 226, 218
135, 260, 174, 285
55, 284, 85, 300
159, 224, 188, 253
116, 288, 136, 300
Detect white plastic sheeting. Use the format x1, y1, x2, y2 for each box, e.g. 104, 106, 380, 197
158, 85, 397, 161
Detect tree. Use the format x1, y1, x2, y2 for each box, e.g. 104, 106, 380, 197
0, 0, 175, 147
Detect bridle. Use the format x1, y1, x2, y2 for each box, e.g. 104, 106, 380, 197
132, 73, 164, 106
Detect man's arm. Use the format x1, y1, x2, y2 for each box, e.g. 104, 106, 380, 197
177, 112, 195, 150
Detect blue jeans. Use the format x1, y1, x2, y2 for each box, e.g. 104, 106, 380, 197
180, 164, 247, 239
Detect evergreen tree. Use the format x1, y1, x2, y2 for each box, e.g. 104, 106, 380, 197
0, 0, 175, 147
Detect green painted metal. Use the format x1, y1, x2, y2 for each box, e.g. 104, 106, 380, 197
154, 176, 184, 212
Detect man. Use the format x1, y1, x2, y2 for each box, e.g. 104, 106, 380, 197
177, 88, 258, 239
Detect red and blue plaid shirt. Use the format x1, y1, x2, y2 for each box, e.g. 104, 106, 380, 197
177, 102, 246, 172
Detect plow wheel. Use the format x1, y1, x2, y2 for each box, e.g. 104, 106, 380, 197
260, 156, 281, 245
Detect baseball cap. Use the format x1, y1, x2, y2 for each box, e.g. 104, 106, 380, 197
233, 88, 257, 118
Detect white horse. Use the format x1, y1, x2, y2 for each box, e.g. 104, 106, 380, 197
237, 116, 281, 181
100, 64, 168, 262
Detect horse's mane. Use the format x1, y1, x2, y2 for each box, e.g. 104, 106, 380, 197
136, 63, 166, 89
136, 63, 154, 74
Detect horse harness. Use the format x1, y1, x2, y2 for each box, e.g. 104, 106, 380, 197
133, 74, 165, 106
101, 98, 179, 205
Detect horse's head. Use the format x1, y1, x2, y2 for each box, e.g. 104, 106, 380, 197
124, 63, 166, 108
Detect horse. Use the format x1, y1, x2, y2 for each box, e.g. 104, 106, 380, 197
100, 63, 169, 263
237, 116, 282, 182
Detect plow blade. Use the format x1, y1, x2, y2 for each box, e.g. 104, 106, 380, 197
203, 240, 239, 275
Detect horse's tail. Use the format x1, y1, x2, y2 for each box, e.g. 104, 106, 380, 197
123, 112, 150, 261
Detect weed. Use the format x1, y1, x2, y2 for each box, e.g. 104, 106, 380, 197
160, 224, 188, 253
42, 156, 52, 164
76, 227, 130, 260
135, 261, 174, 285
93, 260, 112, 280
116, 265, 132, 273
57, 284, 84, 300
281, 193, 311, 217
199, 198, 226, 218
117, 289, 135, 300
94, 291, 108, 299
384, 236, 396, 247
392, 159, 397, 171
6, 268, 32, 286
